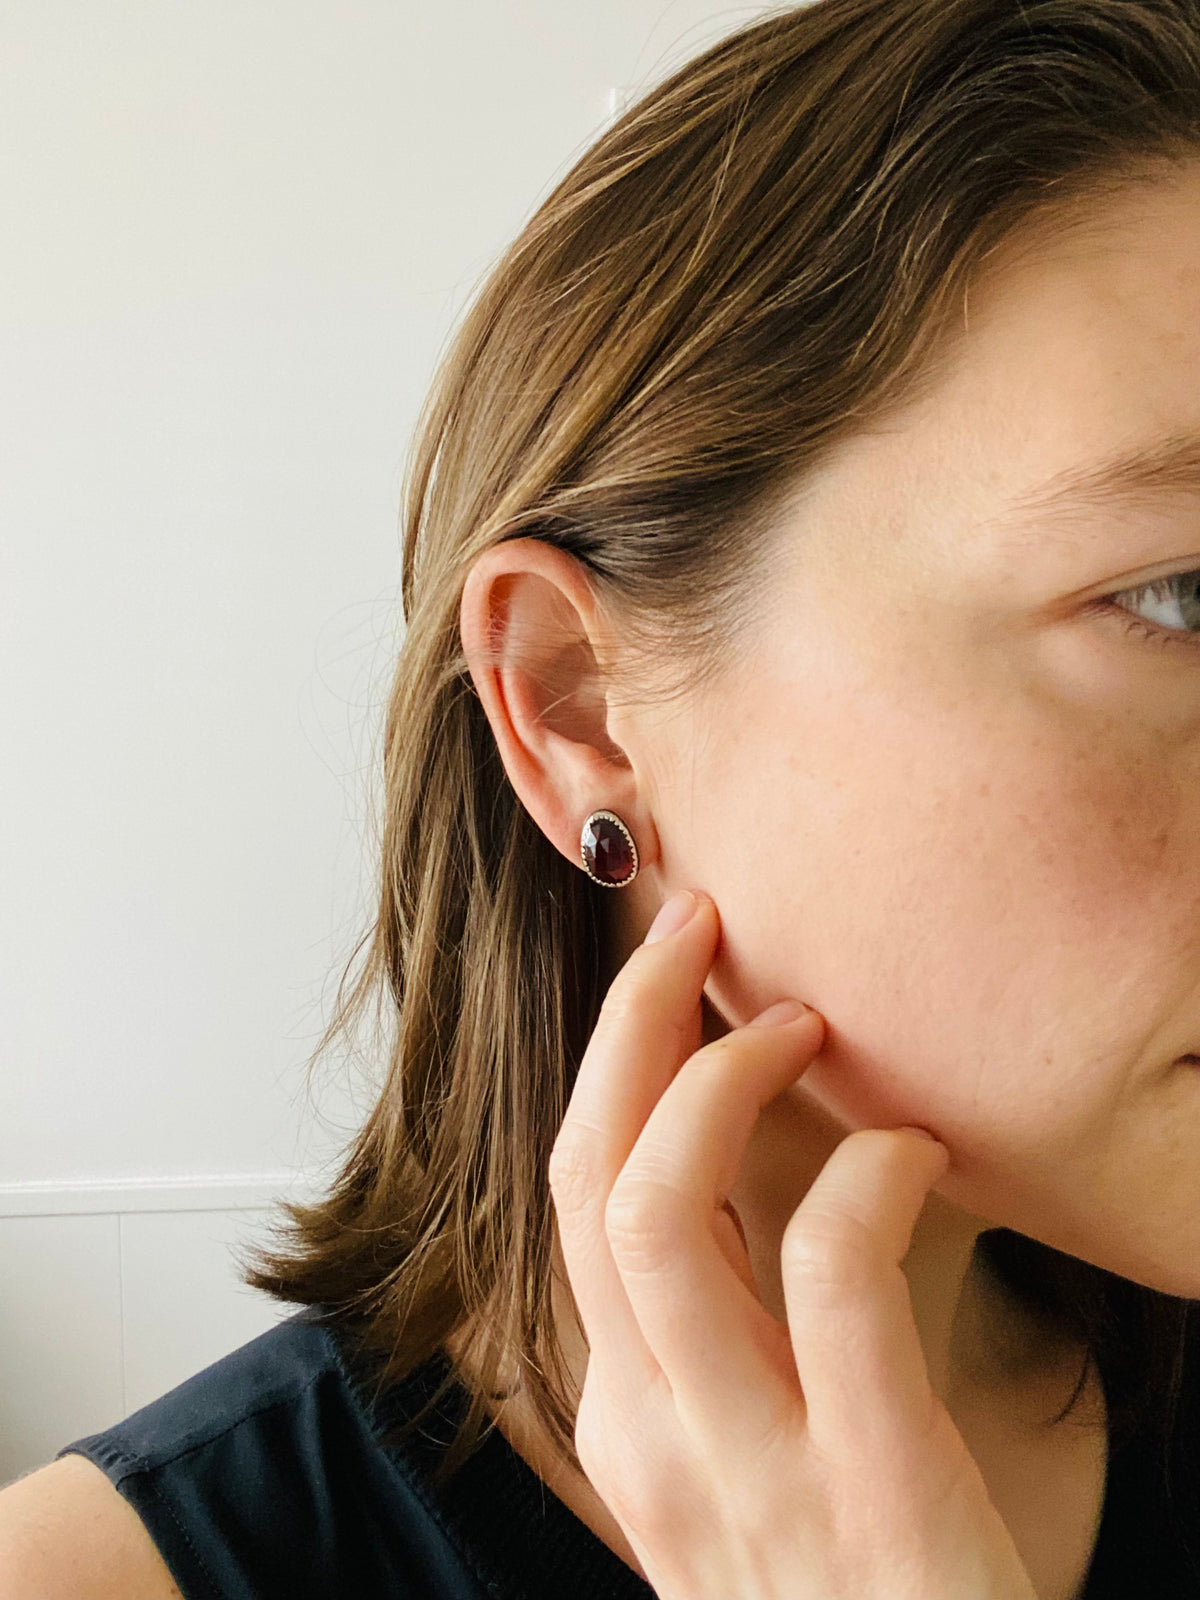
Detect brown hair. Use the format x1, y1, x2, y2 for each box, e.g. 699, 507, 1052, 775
242, 0, 1200, 1509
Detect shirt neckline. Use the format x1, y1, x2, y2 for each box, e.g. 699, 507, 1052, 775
327, 1315, 657, 1600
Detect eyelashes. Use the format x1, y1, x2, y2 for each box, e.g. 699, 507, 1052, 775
1092, 569, 1200, 656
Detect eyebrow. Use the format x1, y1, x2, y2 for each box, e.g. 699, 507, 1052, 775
1003, 431, 1200, 526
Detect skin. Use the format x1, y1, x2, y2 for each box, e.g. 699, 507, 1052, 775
455, 162, 1200, 1585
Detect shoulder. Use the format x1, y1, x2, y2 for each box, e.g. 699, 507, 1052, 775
0, 1453, 181, 1599
0, 1310, 340, 1600
0, 1316, 486, 1600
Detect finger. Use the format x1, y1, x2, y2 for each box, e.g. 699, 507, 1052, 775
779, 1126, 950, 1464
603, 1002, 827, 1450
548, 890, 719, 1381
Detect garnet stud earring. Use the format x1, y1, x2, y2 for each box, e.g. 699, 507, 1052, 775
580, 809, 639, 887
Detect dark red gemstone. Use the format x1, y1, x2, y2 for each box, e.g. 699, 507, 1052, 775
581, 813, 635, 885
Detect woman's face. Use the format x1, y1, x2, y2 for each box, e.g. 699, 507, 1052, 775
621, 161, 1200, 1298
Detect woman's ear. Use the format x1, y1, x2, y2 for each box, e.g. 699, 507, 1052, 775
458, 537, 658, 881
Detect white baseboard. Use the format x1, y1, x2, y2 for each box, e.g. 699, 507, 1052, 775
0, 1172, 327, 1217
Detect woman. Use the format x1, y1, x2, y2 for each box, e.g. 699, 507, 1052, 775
5, 0, 1200, 1594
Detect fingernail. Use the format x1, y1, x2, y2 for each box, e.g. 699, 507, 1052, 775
748, 999, 810, 1028
644, 890, 698, 945
898, 1125, 940, 1143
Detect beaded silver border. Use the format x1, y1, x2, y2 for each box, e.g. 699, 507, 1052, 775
579, 809, 639, 888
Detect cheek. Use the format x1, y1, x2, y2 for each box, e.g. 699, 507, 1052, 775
701, 683, 1200, 1163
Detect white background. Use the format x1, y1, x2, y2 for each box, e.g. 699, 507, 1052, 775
0, 0, 779, 1481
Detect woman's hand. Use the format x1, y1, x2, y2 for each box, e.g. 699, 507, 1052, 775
547, 888, 1037, 1600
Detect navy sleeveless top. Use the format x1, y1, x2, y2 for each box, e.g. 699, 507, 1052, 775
55, 1303, 1200, 1599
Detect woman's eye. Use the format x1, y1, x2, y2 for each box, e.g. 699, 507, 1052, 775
1099, 569, 1200, 654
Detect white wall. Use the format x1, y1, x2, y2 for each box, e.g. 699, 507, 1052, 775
0, 0, 782, 1482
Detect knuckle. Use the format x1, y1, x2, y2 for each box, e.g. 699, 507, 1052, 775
572, 1384, 611, 1481
604, 1178, 687, 1272
781, 1207, 883, 1293
574, 1386, 656, 1523
613, 1477, 676, 1545
547, 1134, 604, 1216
